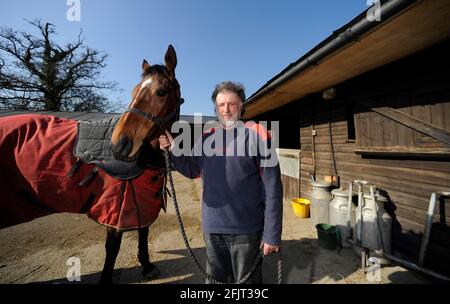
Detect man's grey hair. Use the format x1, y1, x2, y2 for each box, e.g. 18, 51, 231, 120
211, 81, 246, 103
211, 81, 246, 116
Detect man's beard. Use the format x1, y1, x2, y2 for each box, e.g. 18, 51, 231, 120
217, 113, 240, 129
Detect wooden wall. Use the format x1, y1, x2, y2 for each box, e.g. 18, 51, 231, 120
253, 39, 450, 275
301, 40, 450, 274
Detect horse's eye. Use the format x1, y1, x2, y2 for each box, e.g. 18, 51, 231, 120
157, 89, 167, 97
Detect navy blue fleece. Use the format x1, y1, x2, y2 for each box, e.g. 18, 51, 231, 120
170, 123, 283, 245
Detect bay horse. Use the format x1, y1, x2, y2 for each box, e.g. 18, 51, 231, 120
0, 45, 182, 284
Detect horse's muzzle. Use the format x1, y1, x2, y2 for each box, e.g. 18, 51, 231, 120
112, 135, 136, 161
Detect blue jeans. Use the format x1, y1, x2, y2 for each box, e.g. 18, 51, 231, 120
203, 231, 262, 284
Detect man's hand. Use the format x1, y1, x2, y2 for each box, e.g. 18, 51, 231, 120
260, 241, 280, 256
159, 130, 174, 151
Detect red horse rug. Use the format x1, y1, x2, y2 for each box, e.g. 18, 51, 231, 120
0, 114, 166, 230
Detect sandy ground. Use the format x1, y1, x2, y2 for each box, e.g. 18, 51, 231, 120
0, 172, 431, 284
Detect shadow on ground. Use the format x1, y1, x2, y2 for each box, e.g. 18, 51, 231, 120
29, 238, 432, 284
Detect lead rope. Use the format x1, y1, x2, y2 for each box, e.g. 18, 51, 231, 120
163, 150, 282, 284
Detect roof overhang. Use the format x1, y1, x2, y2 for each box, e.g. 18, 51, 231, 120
243, 0, 450, 119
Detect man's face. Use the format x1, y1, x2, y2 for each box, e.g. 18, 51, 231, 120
215, 90, 242, 127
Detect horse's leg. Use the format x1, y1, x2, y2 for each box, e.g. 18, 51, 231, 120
99, 227, 123, 284
138, 226, 160, 279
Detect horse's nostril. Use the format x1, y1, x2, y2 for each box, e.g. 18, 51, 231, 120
113, 135, 133, 159
119, 135, 129, 146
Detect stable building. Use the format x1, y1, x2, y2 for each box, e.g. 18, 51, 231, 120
243, 0, 450, 277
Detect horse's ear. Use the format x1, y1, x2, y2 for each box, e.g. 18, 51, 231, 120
142, 59, 151, 72
165, 45, 177, 76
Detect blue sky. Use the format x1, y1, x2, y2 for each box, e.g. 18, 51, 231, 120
1, 1, 369, 115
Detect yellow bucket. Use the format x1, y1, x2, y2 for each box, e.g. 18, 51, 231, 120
291, 198, 311, 218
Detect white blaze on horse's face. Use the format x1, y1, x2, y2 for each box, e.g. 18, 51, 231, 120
139, 78, 153, 91
113, 73, 169, 160
129, 78, 152, 109
111, 45, 178, 162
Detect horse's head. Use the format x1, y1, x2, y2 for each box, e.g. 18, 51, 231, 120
111, 45, 182, 162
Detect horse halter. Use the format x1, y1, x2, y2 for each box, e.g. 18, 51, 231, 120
125, 97, 184, 130
125, 68, 183, 131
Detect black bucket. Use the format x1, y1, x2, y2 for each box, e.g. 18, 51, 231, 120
315, 223, 341, 250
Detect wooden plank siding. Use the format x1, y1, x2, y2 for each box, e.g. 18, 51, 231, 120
315, 42, 449, 273
298, 96, 450, 273
298, 96, 450, 218
251, 40, 450, 275
354, 101, 450, 150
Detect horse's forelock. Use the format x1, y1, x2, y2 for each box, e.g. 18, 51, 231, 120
141, 64, 167, 79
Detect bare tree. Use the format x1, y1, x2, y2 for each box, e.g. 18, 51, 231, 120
0, 20, 121, 112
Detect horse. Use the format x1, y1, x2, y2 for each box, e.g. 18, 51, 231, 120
0, 45, 182, 284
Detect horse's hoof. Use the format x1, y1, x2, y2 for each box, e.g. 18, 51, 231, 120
142, 264, 160, 280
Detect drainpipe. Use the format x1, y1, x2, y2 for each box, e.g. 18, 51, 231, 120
245, 0, 420, 107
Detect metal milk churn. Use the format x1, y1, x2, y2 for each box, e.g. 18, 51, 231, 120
329, 189, 354, 247
354, 187, 392, 264
310, 181, 332, 227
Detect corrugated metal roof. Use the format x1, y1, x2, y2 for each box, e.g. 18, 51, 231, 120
0, 109, 217, 124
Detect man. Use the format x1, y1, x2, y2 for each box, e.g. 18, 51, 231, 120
159, 81, 283, 284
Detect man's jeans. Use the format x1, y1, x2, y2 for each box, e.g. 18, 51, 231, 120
203, 231, 262, 284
